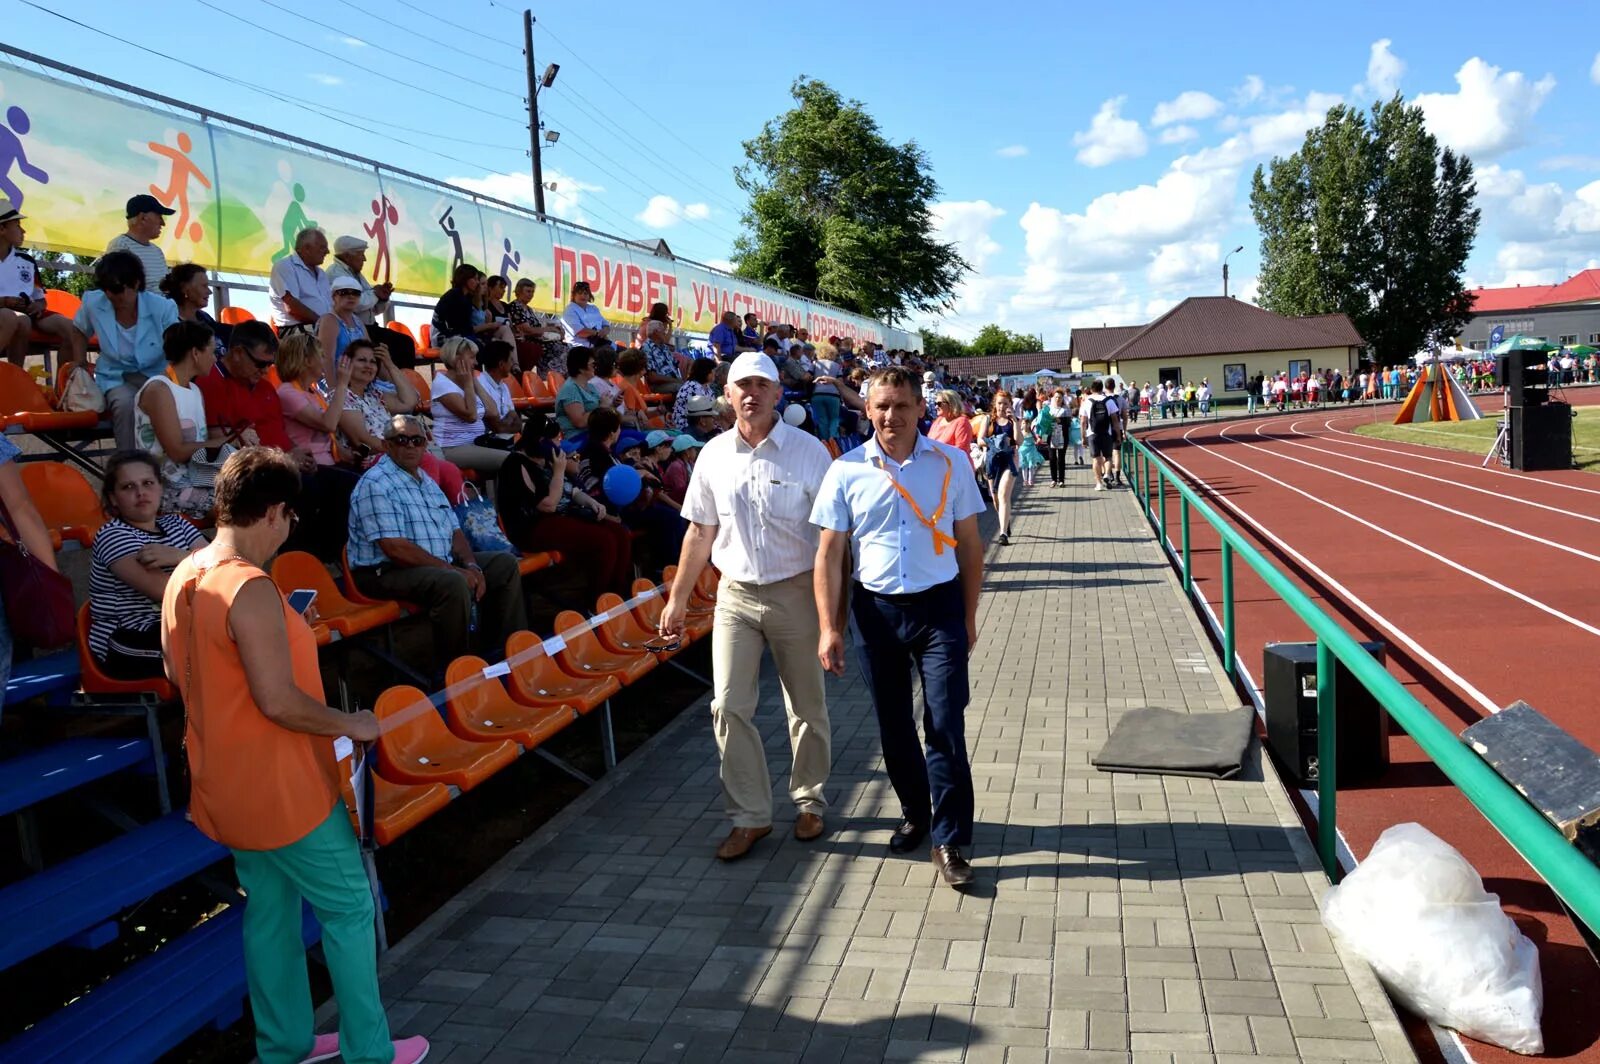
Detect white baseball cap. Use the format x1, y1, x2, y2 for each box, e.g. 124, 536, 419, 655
330, 275, 364, 293
729, 352, 779, 384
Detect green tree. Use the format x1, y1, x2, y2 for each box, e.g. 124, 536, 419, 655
34, 250, 95, 297
967, 324, 1043, 356
919, 328, 969, 361
734, 78, 967, 323
1249, 96, 1479, 365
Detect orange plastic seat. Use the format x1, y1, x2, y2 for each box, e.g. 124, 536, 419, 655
373, 684, 517, 790
418, 324, 439, 359
43, 289, 82, 318
551, 609, 653, 686
384, 321, 417, 343
443, 656, 577, 750
401, 368, 430, 411
75, 604, 178, 701
593, 592, 677, 661
628, 578, 695, 646
546, 370, 565, 394
271, 550, 403, 638
0, 363, 100, 432
218, 306, 256, 326
339, 766, 450, 847
517, 372, 557, 412
517, 550, 560, 578
23, 463, 104, 547
663, 565, 715, 621
504, 630, 618, 714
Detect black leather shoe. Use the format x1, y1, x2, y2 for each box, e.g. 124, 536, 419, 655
887, 820, 927, 855
931, 845, 975, 888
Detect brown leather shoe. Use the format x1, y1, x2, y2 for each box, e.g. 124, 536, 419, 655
931, 845, 975, 889
715, 825, 772, 861
793, 812, 823, 841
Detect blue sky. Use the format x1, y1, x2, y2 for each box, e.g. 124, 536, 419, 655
6, 0, 1599, 345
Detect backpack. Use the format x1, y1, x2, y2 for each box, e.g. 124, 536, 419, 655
1088, 395, 1115, 436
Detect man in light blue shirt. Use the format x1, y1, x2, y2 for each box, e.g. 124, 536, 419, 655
708, 311, 742, 361
811, 365, 986, 888
268, 228, 332, 330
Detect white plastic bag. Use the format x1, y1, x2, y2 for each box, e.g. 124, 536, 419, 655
60, 362, 105, 413
1321, 823, 1544, 1054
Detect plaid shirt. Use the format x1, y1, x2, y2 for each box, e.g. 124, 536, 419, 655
347, 456, 457, 568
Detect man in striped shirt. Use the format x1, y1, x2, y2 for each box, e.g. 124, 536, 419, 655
104, 194, 173, 288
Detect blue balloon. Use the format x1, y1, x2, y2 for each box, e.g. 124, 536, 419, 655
602, 463, 642, 507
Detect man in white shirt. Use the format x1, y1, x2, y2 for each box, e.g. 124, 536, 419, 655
104, 193, 173, 288
1080, 378, 1121, 490
660, 351, 835, 861
268, 228, 332, 331
0, 200, 88, 367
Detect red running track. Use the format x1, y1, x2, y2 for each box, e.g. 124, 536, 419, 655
1138, 389, 1600, 1064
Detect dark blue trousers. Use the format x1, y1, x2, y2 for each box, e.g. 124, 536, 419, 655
850, 579, 974, 848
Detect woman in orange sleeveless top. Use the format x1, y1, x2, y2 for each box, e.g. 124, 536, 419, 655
161, 448, 427, 1064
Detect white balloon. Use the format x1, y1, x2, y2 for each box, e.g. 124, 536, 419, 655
783, 403, 808, 425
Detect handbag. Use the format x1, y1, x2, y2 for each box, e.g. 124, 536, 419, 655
453, 484, 515, 554
187, 442, 237, 489
60, 362, 106, 413
471, 432, 516, 451
0, 497, 75, 647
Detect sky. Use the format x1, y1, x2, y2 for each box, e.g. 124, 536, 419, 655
5, 0, 1599, 347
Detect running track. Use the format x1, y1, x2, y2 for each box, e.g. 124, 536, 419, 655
1138, 390, 1600, 1064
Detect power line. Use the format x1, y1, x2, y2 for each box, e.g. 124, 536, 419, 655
327, 0, 522, 75
193, 0, 520, 112
245, 0, 523, 97
551, 129, 743, 246
388, 0, 521, 50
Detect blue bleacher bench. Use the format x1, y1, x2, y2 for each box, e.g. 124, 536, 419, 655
3, 648, 80, 708
0, 737, 155, 818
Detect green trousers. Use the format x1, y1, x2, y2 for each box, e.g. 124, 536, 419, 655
231, 804, 392, 1064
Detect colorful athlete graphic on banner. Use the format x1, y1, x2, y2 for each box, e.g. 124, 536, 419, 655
0, 58, 903, 343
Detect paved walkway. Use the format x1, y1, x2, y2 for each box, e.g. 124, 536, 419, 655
351, 473, 1417, 1064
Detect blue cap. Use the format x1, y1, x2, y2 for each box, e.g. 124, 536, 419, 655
672, 434, 701, 453
645, 429, 673, 448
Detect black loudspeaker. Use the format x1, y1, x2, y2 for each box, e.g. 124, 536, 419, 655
1262, 642, 1389, 787
1504, 350, 1549, 407
1510, 402, 1573, 471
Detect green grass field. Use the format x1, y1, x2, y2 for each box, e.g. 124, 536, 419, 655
1351, 406, 1600, 473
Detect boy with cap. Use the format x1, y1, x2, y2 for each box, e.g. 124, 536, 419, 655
660, 433, 699, 504
105, 193, 175, 287
660, 351, 835, 860
0, 200, 89, 368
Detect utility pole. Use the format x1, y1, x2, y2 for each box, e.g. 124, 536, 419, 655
1223, 244, 1244, 298
524, 9, 545, 218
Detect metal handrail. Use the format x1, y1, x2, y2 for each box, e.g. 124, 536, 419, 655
1122, 435, 1600, 933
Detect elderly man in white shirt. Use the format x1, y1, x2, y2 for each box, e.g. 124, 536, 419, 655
659, 351, 835, 862
268, 227, 332, 332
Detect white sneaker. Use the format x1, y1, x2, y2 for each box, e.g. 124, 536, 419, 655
1094, 481, 1106, 491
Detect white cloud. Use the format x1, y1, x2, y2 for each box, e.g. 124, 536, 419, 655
635, 195, 710, 229
1072, 97, 1148, 167
996, 144, 1029, 158
336, 35, 366, 48
308, 73, 343, 86
1558, 179, 1600, 234
932, 200, 1007, 271
447, 168, 602, 226
1414, 58, 1554, 158
1232, 75, 1266, 106
1357, 38, 1405, 100
1152, 91, 1222, 127
1540, 155, 1600, 172
1147, 241, 1220, 287
1174, 91, 1344, 173
1592, 51, 1600, 85
1159, 125, 1198, 145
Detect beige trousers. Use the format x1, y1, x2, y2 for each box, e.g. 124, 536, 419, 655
710, 571, 832, 827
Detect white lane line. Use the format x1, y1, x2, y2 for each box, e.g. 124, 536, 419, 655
1221, 422, 1600, 566
1268, 422, 1600, 527
1156, 427, 1501, 715
1319, 415, 1600, 499
1168, 424, 1600, 641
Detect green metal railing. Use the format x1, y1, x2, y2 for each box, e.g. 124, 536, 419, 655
1121, 436, 1600, 933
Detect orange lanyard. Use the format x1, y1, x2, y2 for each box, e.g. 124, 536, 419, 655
871, 446, 958, 555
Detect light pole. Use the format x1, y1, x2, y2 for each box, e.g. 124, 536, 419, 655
523, 10, 559, 217
1223, 245, 1244, 298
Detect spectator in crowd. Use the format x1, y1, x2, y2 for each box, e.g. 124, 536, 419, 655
505, 277, 562, 375
740, 312, 762, 349
327, 338, 465, 496
982, 391, 1020, 544
613, 347, 658, 431
1198, 378, 1213, 415
159, 263, 227, 356
327, 235, 414, 366
316, 275, 370, 379
75, 250, 179, 449
497, 414, 633, 600
1080, 378, 1121, 491
0, 431, 56, 711
160, 447, 428, 1064
475, 340, 523, 435
268, 228, 332, 334
277, 331, 352, 464
683, 393, 720, 441
196, 322, 348, 560
810, 365, 986, 889
88, 450, 206, 678
480, 275, 517, 347
928, 389, 974, 455
430, 263, 485, 352
105, 193, 174, 287
779, 344, 813, 394
641, 318, 683, 393
642, 428, 675, 483
561, 280, 608, 346
347, 414, 527, 669
808, 342, 845, 441
555, 344, 612, 441
590, 344, 622, 409
1043, 389, 1069, 486
709, 310, 743, 361
636, 301, 674, 347
0, 200, 88, 368
660, 433, 699, 504
659, 351, 834, 861
577, 407, 685, 562
134, 320, 230, 518
430, 336, 513, 475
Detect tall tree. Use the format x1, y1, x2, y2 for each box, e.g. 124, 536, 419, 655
967, 324, 1043, 356
734, 78, 968, 323
919, 329, 969, 361
1249, 97, 1479, 365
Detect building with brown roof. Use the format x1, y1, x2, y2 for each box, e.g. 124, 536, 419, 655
1101, 297, 1363, 395
940, 350, 1072, 377
1461, 269, 1600, 352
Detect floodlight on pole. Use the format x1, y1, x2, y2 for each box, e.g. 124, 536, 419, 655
544, 130, 560, 145
1223, 244, 1245, 298
541, 63, 560, 89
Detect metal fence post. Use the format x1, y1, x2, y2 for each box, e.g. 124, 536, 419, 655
1221, 541, 1235, 679
1158, 468, 1168, 549
1316, 639, 1340, 883
1180, 497, 1192, 594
